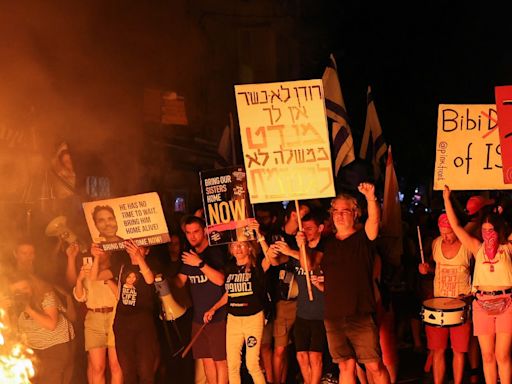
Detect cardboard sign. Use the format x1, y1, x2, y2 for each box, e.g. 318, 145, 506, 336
495, 86, 512, 183
433, 104, 512, 190
235, 79, 336, 203
200, 166, 255, 245
82, 192, 170, 251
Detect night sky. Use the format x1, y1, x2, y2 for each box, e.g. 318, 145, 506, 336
2, 2, 512, 203
299, 2, 512, 196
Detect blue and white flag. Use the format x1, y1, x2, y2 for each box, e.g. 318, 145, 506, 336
322, 54, 355, 176
360, 86, 387, 180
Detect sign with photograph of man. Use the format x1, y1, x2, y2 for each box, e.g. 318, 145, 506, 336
235, 79, 336, 203
200, 166, 256, 246
82, 192, 170, 251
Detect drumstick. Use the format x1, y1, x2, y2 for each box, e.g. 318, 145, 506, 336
181, 323, 207, 358
417, 225, 425, 264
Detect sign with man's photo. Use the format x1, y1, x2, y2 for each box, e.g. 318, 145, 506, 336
82, 192, 170, 251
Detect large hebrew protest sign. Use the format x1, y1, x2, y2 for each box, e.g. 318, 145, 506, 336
235, 79, 336, 203
83, 192, 170, 251
200, 166, 255, 246
433, 104, 512, 190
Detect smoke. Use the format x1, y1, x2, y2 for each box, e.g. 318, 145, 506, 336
0, 1, 205, 267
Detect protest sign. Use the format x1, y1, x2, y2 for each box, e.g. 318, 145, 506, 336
82, 192, 170, 251
235, 79, 336, 203
200, 166, 255, 245
495, 86, 512, 184
433, 104, 512, 190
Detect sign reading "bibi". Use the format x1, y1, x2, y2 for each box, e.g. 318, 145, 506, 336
434, 104, 512, 190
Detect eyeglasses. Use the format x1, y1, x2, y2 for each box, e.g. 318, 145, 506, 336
331, 209, 354, 217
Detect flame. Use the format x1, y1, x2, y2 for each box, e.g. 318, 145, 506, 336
0, 308, 35, 383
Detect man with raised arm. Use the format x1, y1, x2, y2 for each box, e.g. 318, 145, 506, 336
317, 183, 390, 384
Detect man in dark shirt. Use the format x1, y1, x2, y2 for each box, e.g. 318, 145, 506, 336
174, 216, 228, 384
267, 202, 310, 384
317, 183, 390, 384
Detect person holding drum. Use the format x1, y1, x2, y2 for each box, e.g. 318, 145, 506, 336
418, 213, 472, 384
443, 185, 512, 384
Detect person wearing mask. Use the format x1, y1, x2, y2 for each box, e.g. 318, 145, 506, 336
6, 270, 75, 384
418, 214, 472, 384
444, 186, 512, 384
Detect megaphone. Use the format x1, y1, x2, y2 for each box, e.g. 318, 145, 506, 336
45, 216, 78, 244
45, 215, 88, 255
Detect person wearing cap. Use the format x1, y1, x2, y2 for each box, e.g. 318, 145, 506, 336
443, 185, 512, 384
418, 213, 472, 384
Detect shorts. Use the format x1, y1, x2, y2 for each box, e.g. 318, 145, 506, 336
192, 320, 226, 361
262, 319, 273, 345
324, 314, 382, 364
473, 294, 512, 336
84, 310, 116, 351
273, 300, 297, 347
425, 322, 471, 353
293, 317, 326, 352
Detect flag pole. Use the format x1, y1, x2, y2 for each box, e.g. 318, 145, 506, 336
295, 200, 313, 301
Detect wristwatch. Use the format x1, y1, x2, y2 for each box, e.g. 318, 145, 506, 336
198, 260, 205, 269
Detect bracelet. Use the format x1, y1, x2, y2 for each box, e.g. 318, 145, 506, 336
257, 237, 265, 242
367, 197, 378, 201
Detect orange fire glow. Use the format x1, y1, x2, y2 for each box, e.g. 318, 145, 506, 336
0, 308, 35, 383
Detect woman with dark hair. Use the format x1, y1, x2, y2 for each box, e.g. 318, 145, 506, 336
7, 271, 75, 384
444, 186, 512, 384
204, 237, 270, 384
113, 239, 160, 384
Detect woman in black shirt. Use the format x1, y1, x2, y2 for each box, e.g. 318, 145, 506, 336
204, 240, 270, 384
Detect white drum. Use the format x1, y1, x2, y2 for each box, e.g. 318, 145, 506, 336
420, 297, 468, 327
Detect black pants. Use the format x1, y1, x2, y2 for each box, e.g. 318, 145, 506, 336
114, 314, 159, 384
156, 308, 195, 383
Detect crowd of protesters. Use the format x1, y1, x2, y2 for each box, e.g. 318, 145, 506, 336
2, 183, 512, 384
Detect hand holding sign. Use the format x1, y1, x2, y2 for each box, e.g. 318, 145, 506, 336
125, 239, 146, 264
295, 231, 306, 249
91, 243, 106, 259
443, 185, 451, 201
